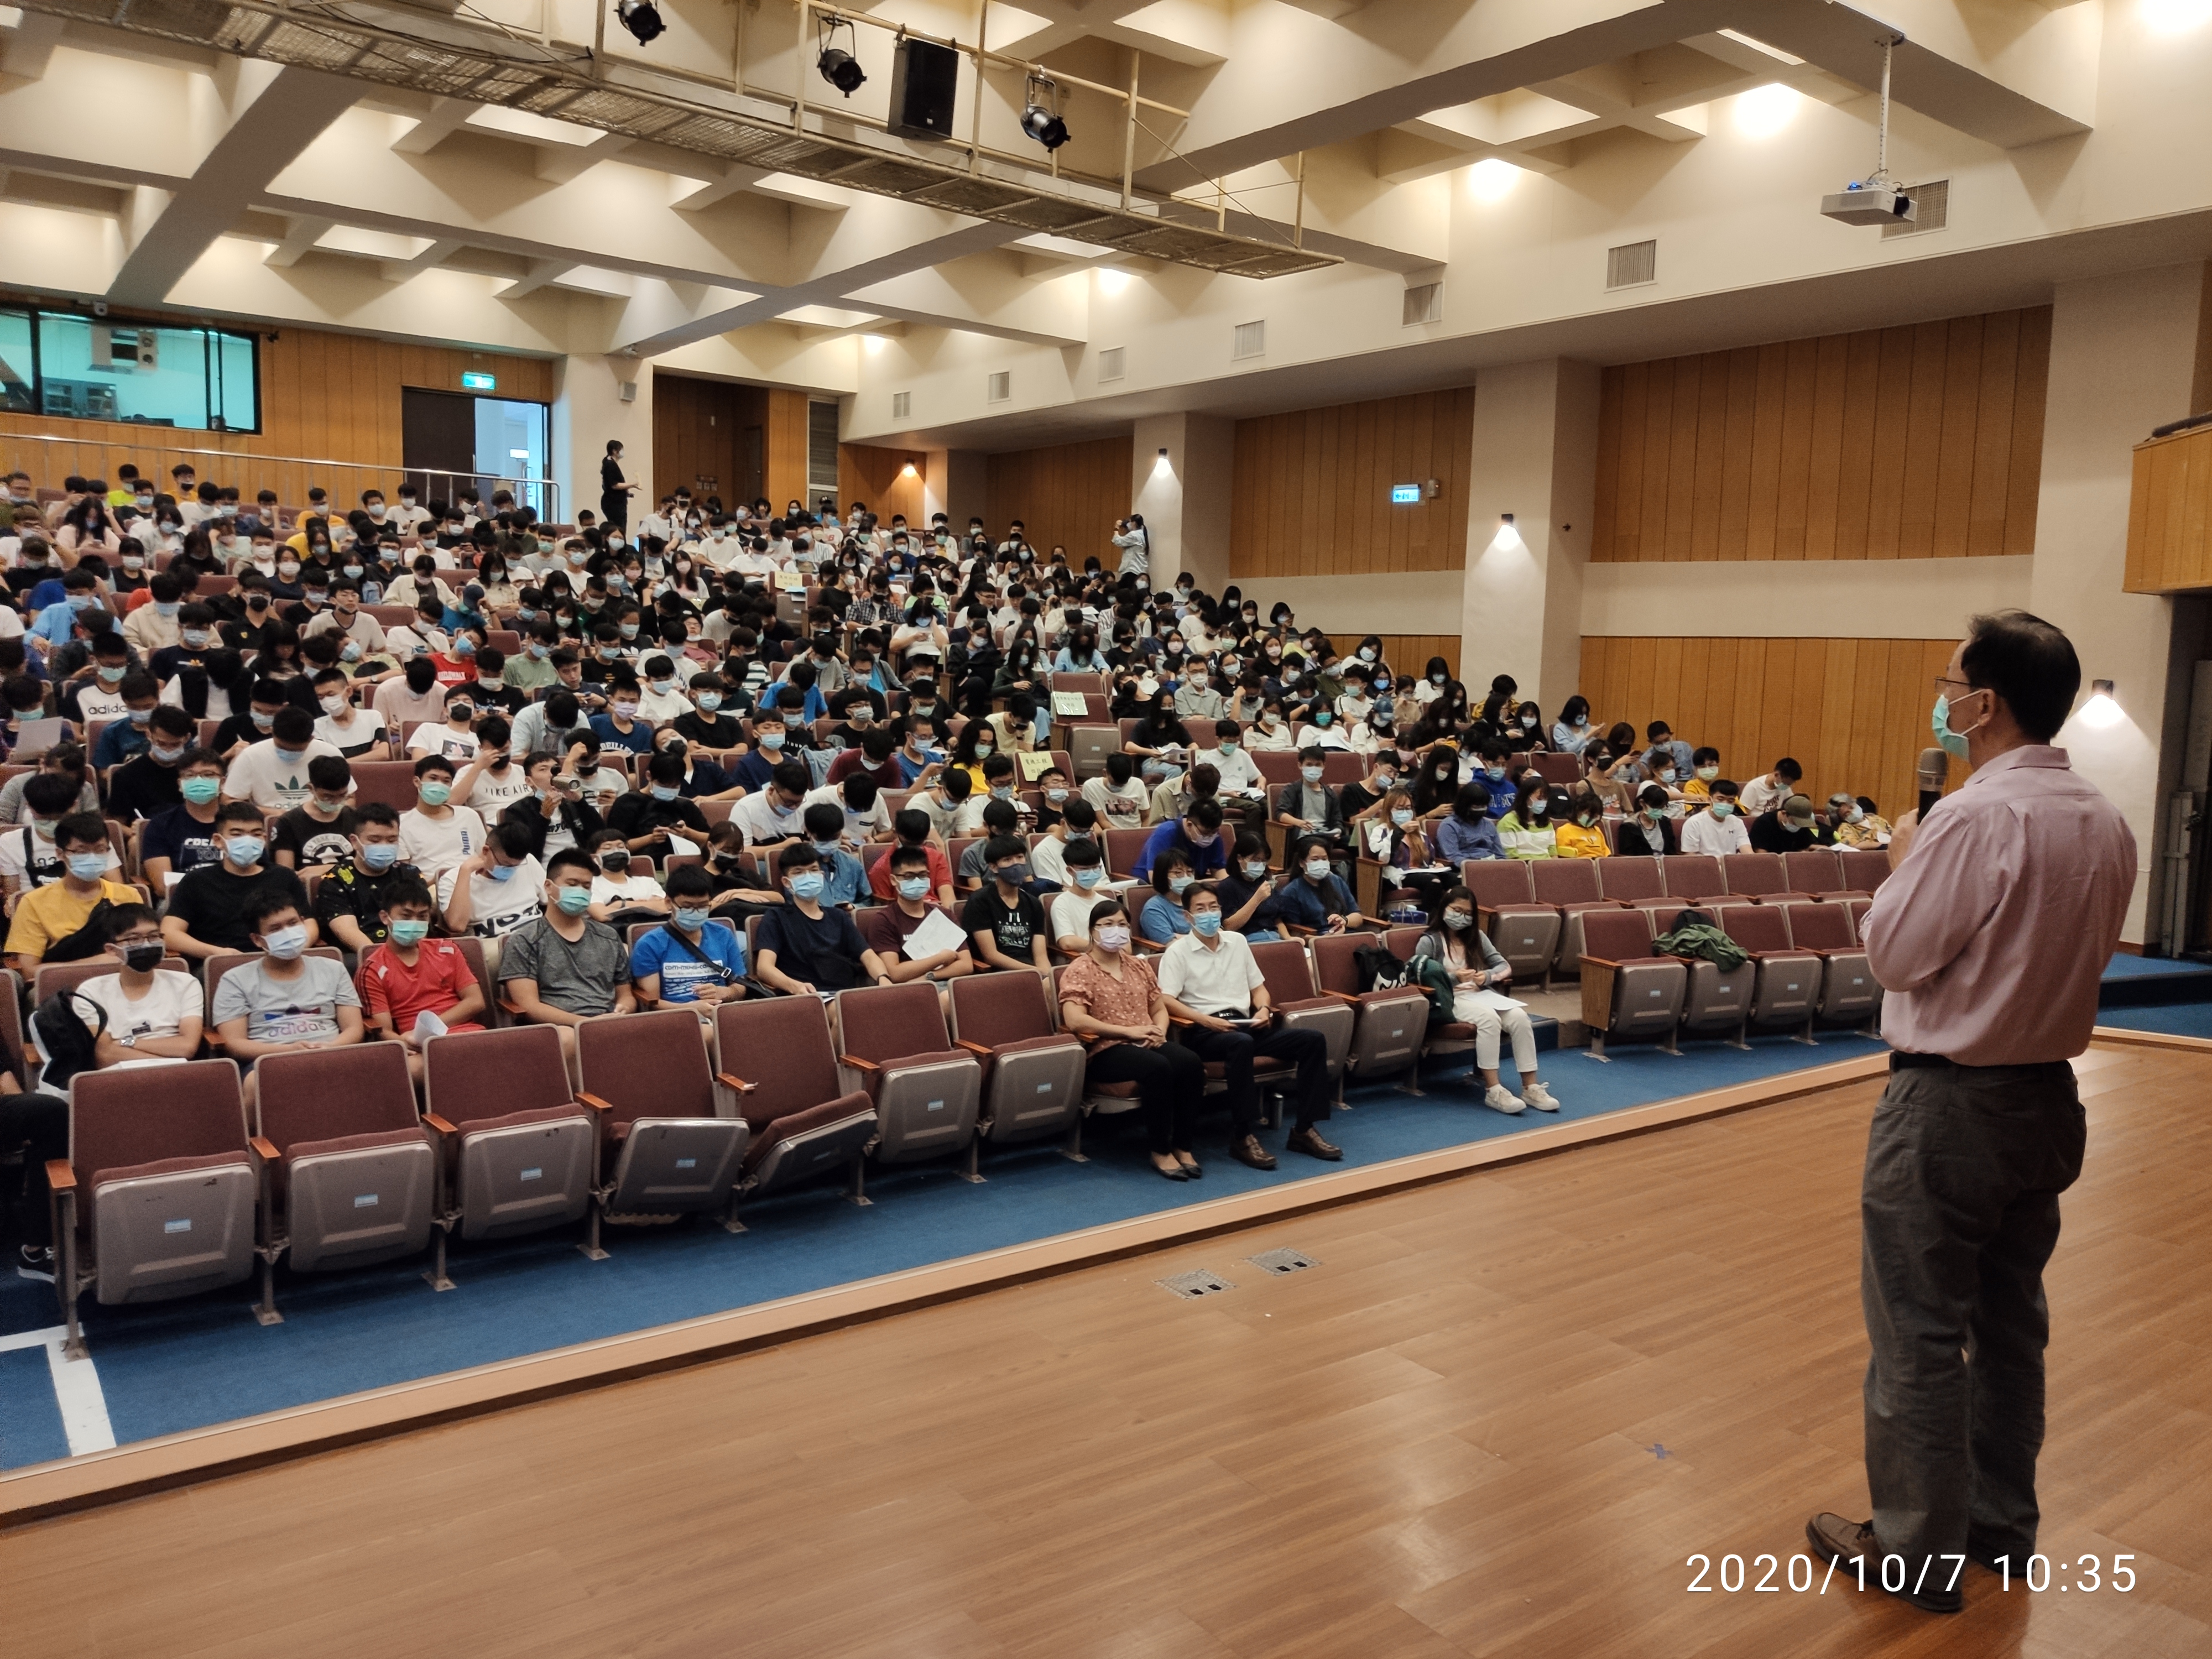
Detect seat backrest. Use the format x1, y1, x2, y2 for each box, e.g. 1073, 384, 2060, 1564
0, 968, 24, 1086
422, 1024, 574, 1128
1103, 827, 1152, 878
1384, 925, 1426, 959
1249, 939, 1320, 1006
1783, 848, 1843, 894
947, 969, 1054, 1047
1662, 854, 1726, 900
1251, 752, 1300, 787
837, 982, 950, 1062
1722, 852, 1786, 895
578, 1006, 716, 1125
1580, 907, 1656, 960
1720, 905, 1792, 953
1464, 860, 1533, 909
1837, 848, 1890, 891
1308, 930, 1381, 997
1785, 902, 1855, 951
1596, 857, 1663, 902
255, 1043, 419, 1149
713, 991, 843, 1126
449, 936, 502, 1025
348, 760, 419, 813
34, 958, 193, 1008
70, 1058, 245, 1180
1529, 858, 1601, 906
205, 948, 347, 1024
1534, 752, 1580, 785
1322, 752, 1364, 787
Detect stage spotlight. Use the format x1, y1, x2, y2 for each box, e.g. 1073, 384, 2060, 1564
817, 17, 865, 96
616, 0, 664, 44
1021, 73, 1070, 150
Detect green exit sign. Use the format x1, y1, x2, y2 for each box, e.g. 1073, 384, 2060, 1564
461, 371, 497, 391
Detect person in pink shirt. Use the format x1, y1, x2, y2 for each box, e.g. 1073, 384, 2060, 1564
1806, 611, 2135, 1614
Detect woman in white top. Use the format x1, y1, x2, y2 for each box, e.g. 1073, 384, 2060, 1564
1244, 705, 1297, 752
1293, 709, 1355, 752
1411, 888, 1558, 1117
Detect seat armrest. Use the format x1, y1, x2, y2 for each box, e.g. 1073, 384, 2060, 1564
422, 1113, 460, 1137
45, 1158, 75, 1192
953, 1039, 993, 1057
715, 1071, 758, 1094
1324, 990, 1360, 1005
837, 1052, 880, 1072
248, 1135, 281, 1164
575, 1092, 615, 1114
1577, 954, 1623, 971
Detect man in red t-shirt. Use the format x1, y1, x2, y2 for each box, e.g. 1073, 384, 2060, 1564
826, 728, 905, 792
865, 807, 954, 905
354, 875, 486, 1086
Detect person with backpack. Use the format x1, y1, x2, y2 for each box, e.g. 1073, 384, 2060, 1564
1412, 888, 1558, 1115
64, 904, 205, 1073
630, 863, 748, 1026
3, 812, 139, 980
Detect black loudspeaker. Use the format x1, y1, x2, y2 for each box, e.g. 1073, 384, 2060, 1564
888, 38, 958, 140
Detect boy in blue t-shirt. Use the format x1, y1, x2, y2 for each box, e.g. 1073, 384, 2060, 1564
628, 864, 747, 1013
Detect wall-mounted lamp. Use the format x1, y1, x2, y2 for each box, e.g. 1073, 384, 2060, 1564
1158, 446, 1169, 457
1500, 512, 1515, 525
900, 462, 918, 478
2079, 678, 2124, 728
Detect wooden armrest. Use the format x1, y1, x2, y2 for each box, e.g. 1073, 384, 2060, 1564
45, 1158, 75, 1192
837, 1052, 880, 1072
715, 1071, 758, 1094
1324, 990, 1360, 1005
575, 1092, 614, 1113
248, 1135, 281, 1164
422, 1113, 460, 1136
1166, 1013, 1195, 1026
953, 1039, 993, 1057
498, 994, 525, 1016
1578, 955, 1624, 971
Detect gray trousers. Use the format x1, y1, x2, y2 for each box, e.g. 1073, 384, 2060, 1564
1861, 1058, 2084, 1574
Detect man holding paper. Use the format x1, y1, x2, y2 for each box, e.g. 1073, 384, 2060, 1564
859, 844, 977, 986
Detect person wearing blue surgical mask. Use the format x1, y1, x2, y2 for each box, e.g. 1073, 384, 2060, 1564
750, 843, 892, 996
499, 847, 638, 1065
161, 801, 316, 962
208, 893, 362, 1108
606, 750, 711, 865
441, 818, 549, 946
857, 844, 975, 984
357, 878, 488, 1083
6, 812, 133, 973
631, 864, 749, 1014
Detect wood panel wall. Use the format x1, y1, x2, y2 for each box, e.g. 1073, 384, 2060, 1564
763, 389, 812, 515
985, 435, 1131, 564
652, 373, 765, 508
1231, 387, 1475, 578
838, 444, 929, 527
2126, 423, 2212, 593
1326, 634, 1461, 679
1579, 635, 1958, 823
0, 325, 553, 514
1592, 307, 2051, 563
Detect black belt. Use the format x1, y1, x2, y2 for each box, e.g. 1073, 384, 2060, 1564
1890, 1051, 2070, 1075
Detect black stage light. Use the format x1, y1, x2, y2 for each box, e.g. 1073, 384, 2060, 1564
1021, 74, 1069, 150
616, 0, 664, 45
817, 18, 865, 97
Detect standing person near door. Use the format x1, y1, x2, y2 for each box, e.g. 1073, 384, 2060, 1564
600, 440, 637, 533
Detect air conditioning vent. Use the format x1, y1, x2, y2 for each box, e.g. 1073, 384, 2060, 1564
1882, 179, 1949, 239
806, 399, 839, 492
987, 371, 1010, 403
1232, 320, 1265, 360
1402, 282, 1443, 326
1098, 346, 1125, 382
1606, 240, 1657, 290
891, 390, 911, 419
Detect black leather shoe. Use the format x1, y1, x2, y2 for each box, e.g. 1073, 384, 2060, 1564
1287, 1127, 1343, 1161
1228, 1134, 1278, 1171
1178, 1157, 1203, 1179
1805, 1513, 1963, 1613
1151, 1159, 1190, 1181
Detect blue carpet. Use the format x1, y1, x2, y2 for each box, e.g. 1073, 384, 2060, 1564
2098, 952, 2212, 981
1, 1033, 1881, 1469
2098, 953, 2212, 1008
0, 1347, 69, 1469
2098, 1004, 2212, 1039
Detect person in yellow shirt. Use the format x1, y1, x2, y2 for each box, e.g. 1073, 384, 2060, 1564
1552, 785, 1610, 858
3, 813, 141, 979
1681, 746, 1721, 804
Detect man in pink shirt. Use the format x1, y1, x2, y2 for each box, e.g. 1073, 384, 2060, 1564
1807, 612, 2135, 1614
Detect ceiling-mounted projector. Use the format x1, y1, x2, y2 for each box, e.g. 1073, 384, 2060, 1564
1822, 181, 1915, 226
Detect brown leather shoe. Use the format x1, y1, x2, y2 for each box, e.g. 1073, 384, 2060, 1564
1228, 1134, 1278, 1171
1286, 1127, 1343, 1161
1804, 1512, 1963, 1613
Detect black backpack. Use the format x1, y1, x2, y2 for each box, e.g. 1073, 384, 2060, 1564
1352, 943, 1412, 995
30, 991, 105, 1091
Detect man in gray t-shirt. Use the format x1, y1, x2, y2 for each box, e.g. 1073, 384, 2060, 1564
211, 954, 360, 1047
498, 912, 632, 1017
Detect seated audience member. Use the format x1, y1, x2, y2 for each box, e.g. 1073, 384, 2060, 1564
1551, 786, 1611, 859
1048, 838, 1112, 956
210, 890, 363, 1107
407, 689, 482, 764
164, 801, 316, 958
1157, 881, 1338, 1168
225, 704, 341, 814
1338, 751, 1401, 823
800, 802, 867, 906
607, 750, 712, 860
270, 755, 359, 868
1273, 747, 1346, 847
397, 755, 486, 881
826, 726, 901, 792
499, 848, 637, 1074
957, 753, 1031, 834
1212, 833, 1286, 942
963, 835, 1050, 973
752, 843, 891, 995
1497, 778, 1557, 860
804, 769, 889, 843
1138, 847, 1199, 945
1681, 780, 1752, 857
672, 672, 744, 750
858, 844, 975, 985
87, 673, 161, 769
1415, 886, 1559, 1115
357, 877, 487, 1082
453, 716, 533, 816
729, 760, 811, 849
1434, 783, 1501, 864
1832, 795, 1893, 849
702, 821, 783, 920
502, 751, 606, 862
314, 803, 413, 952
910, 765, 970, 842
74, 905, 204, 1070
2, 774, 116, 901
0, 745, 101, 826
1739, 758, 1803, 816
955, 798, 1022, 890
730, 706, 793, 791
1190, 719, 1266, 827
105, 706, 196, 823
1056, 898, 1204, 1181
312, 669, 389, 759
1615, 783, 1683, 857
630, 866, 748, 1013
1682, 746, 1723, 803
1081, 752, 1147, 830
866, 807, 955, 904
1132, 797, 1228, 883
140, 749, 228, 890
1029, 796, 1093, 889
439, 818, 547, 951
587, 827, 668, 920
1750, 792, 1828, 854
1273, 836, 1367, 934
3, 813, 138, 977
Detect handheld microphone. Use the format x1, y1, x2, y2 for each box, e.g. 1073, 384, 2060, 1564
1916, 747, 1949, 820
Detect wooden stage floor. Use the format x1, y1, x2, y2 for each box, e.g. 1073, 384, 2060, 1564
5, 1039, 2206, 1659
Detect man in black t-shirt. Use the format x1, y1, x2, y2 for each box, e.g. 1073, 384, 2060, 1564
272, 755, 359, 868
606, 750, 713, 859
750, 842, 889, 994
961, 835, 1050, 973
161, 800, 315, 957
105, 705, 195, 823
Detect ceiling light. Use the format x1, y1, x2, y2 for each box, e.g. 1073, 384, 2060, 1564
1098, 268, 1129, 295
615, 0, 664, 45
2143, 0, 2212, 36
817, 17, 865, 96
1021, 73, 1070, 151
2079, 679, 2124, 728
1466, 158, 1519, 202
1733, 82, 1801, 138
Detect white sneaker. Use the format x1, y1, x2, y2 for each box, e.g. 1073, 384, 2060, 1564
1483, 1083, 1526, 1115
1522, 1081, 1559, 1112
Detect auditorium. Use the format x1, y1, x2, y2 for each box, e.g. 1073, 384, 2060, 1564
1, 0, 2208, 1652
